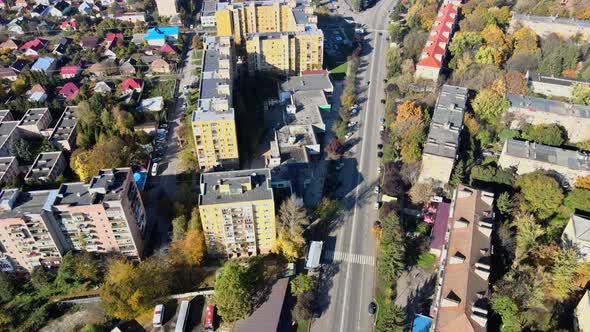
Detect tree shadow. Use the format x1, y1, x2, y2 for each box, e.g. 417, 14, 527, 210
402, 273, 436, 318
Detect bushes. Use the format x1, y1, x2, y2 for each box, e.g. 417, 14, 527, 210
521, 124, 567, 146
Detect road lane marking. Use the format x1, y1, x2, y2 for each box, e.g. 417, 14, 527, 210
325, 251, 376, 266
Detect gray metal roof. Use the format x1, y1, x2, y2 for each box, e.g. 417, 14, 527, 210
512, 13, 590, 28
572, 214, 590, 242
289, 90, 326, 126
507, 94, 590, 119
527, 71, 590, 88
199, 168, 274, 205
505, 139, 590, 171
49, 106, 77, 142
280, 72, 333, 93
423, 85, 468, 158
20, 108, 49, 125
0, 189, 57, 218
0, 121, 19, 151
25, 151, 64, 181
201, 0, 217, 15
234, 278, 289, 332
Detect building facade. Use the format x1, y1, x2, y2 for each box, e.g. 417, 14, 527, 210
192, 36, 240, 171
0, 168, 147, 272
199, 169, 276, 258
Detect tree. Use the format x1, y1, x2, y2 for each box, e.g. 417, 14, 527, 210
491, 295, 521, 332
513, 213, 544, 263
565, 188, 590, 213
100, 258, 172, 319
496, 192, 513, 216
575, 175, 590, 190
448, 32, 483, 60
475, 46, 502, 65
516, 172, 564, 219
377, 213, 404, 286
480, 24, 510, 51
273, 196, 309, 261
386, 46, 402, 78
375, 303, 405, 332
290, 274, 315, 296
188, 207, 202, 231
472, 88, 510, 126
169, 229, 207, 267
315, 198, 339, 221
572, 83, 590, 105
10, 78, 27, 95
214, 262, 253, 323
325, 138, 343, 157
408, 182, 434, 204
550, 248, 579, 300
30, 266, 54, 292
172, 215, 188, 241
521, 124, 567, 146
11, 138, 36, 163
179, 146, 198, 172
0, 273, 18, 302
513, 27, 539, 55
292, 291, 315, 322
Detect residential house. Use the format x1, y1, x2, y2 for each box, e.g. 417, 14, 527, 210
7, 17, 25, 35
79, 36, 99, 49
498, 139, 590, 186
10, 59, 29, 73
60, 19, 77, 31
430, 185, 494, 331
60, 65, 80, 79
120, 78, 144, 95
119, 58, 138, 76
506, 94, 590, 142
137, 96, 163, 112
19, 38, 46, 57
77, 1, 96, 14
233, 278, 289, 332
49, 106, 77, 151
94, 81, 114, 94
0, 157, 19, 186
31, 56, 57, 73
58, 82, 79, 101
52, 37, 70, 56
140, 55, 162, 65
159, 43, 177, 55
562, 214, 590, 262
0, 122, 20, 157
24, 151, 67, 184
574, 290, 590, 332
418, 85, 468, 186
45, 0, 70, 16
415, 2, 460, 81
0, 67, 18, 81
200, 0, 217, 28
526, 71, 590, 98
86, 60, 114, 78
131, 33, 145, 45
104, 32, 123, 49
17, 108, 52, 138
0, 39, 19, 51
144, 26, 179, 46
31, 4, 49, 17
510, 13, 590, 42
149, 58, 171, 74
26, 84, 48, 103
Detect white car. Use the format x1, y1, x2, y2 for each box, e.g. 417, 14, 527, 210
377, 166, 382, 173
374, 201, 380, 209
348, 121, 358, 128
153, 304, 164, 327
151, 163, 159, 176
374, 186, 380, 194
345, 132, 353, 139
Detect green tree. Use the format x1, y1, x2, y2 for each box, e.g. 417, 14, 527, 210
0, 272, 18, 302
30, 266, 54, 292
513, 27, 539, 55
188, 207, 202, 231
376, 302, 405, 332
513, 213, 544, 263
292, 291, 315, 322
550, 248, 580, 300
172, 215, 188, 241
315, 198, 340, 221
448, 31, 483, 59
377, 213, 404, 286
290, 274, 315, 296
564, 188, 590, 213
522, 124, 566, 146
491, 295, 521, 332
11, 138, 36, 163
496, 192, 513, 216
472, 89, 510, 126
516, 172, 564, 219
214, 262, 253, 323
475, 46, 501, 65
572, 83, 590, 105
386, 46, 402, 78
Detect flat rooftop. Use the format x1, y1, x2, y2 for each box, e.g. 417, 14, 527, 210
505, 139, 590, 171
0, 157, 17, 180
507, 93, 590, 119
88, 168, 132, 202
54, 182, 94, 206
20, 108, 49, 126
280, 71, 333, 93
201, 0, 217, 15
199, 168, 273, 205
0, 110, 12, 122
423, 85, 468, 158
527, 71, 590, 87
0, 188, 57, 219
49, 106, 77, 142
25, 151, 64, 181
0, 121, 20, 150
512, 13, 590, 28
289, 90, 326, 126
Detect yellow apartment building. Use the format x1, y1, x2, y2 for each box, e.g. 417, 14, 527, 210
198, 169, 276, 258
192, 36, 239, 171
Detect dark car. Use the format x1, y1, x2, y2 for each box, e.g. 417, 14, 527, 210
377, 144, 383, 149
377, 151, 383, 158
368, 302, 377, 315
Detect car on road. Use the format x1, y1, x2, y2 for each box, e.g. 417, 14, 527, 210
368, 302, 377, 315
153, 304, 165, 327
374, 186, 380, 194
377, 144, 383, 149
345, 132, 353, 139
352, 104, 359, 109
377, 166, 382, 174
151, 163, 159, 176
159, 123, 168, 129
367, 81, 370, 85
348, 121, 358, 128
377, 151, 383, 158
374, 202, 380, 209
351, 108, 359, 116
379, 118, 384, 123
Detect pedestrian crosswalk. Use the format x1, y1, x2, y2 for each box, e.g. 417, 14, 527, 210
323, 250, 376, 266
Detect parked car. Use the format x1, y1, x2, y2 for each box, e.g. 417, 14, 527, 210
374, 186, 380, 194
351, 108, 359, 116
368, 302, 377, 316
151, 163, 159, 176
377, 144, 383, 149
152, 157, 162, 163
377, 151, 383, 158
374, 201, 380, 209
345, 132, 353, 139
153, 304, 165, 327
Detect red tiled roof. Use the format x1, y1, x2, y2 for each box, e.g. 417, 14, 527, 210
105, 32, 123, 43
416, 2, 459, 69
120, 78, 143, 91
59, 82, 79, 100
60, 65, 79, 75
159, 43, 177, 54
19, 38, 44, 50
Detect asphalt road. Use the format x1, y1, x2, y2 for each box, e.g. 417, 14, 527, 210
312, 1, 395, 331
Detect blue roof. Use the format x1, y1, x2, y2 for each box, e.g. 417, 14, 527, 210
31, 57, 55, 71
412, 314, 432, 332
145, 26, 179, 40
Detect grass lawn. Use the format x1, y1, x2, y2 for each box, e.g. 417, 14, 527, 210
330, 62, 348, 75
145, 79, 176, 101
296, 320, 310, 332
417, 252, 437, 271
375, 290, 386, 326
